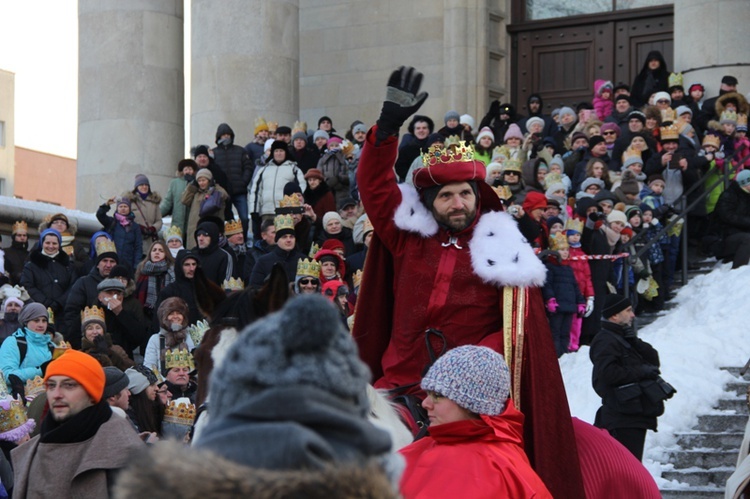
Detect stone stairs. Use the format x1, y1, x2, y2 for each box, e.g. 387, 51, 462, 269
660, 368, 749, 498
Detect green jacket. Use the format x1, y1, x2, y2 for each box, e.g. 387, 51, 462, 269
161, 177, 189, 237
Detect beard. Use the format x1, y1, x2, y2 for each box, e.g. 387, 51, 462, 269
433, 206, 477, 232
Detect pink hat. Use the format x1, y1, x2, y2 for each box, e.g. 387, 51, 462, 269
504, 124, 524, 142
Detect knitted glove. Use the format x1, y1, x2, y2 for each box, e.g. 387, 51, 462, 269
375, 66, 429, 142
93, 335, 110, 354
584, 296, 595, 317
546, 298, 559, 313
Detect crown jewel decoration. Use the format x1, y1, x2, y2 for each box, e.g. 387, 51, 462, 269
721, 109, 738, 124
273, 214, 295, 233
292, 121, 307, 135
297, 258, 321, 279
47, 307, 55, 325
224, 219, 243, 236
659, 123, 680, 141
421, 140, 476, 168
254, 116, 268, 129
549, 233, 570, 252
222, 277, 244, 291
565, 218, 584, 234
81, 305, 105, 324
492, 185, 512, 201
277, 194, 303, 214
622, 146, 643, 164
702, 133, 721, 149
163, 398, 196, 426
267, 121, 279, 133
738, 113, 748, 129
164, 348, 195, 371
668, 72, 683, 88
308, 242, 320, 259
362, 216, 374, 236
95, 239, 117, 257
660, 108, 677, 123
187, 320, 210, 346
24, 376, 45, 402
12, 221, 28, 234
166, 225, 183, 240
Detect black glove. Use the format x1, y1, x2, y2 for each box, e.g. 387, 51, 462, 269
637, 269, 650, 280
39, 360, 52, 377
588, 212, 601, 222
622, 324, 637, 339
488, 99, 500, 117
8, 374, 26, 400
375, 66, 429, 142
639, 364, 660, 380
93, 335, 110, 354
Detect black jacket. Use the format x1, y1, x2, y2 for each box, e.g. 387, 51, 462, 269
630, 51, 669, 108
3, 240, 29, 285
590, 320, 662, 430
192, 222, 233, 286
156, 250, 203, 326
715, 182, 750, 238
63, 266, 106, 348
212, 123, 253, 196
20, 249, 76, 323
249, 245, 305, 287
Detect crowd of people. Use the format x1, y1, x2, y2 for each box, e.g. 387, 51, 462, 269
0, 56, 743, 496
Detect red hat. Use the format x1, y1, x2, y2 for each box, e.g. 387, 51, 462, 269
313, 248, 346, 278
522, 191, 548, 213
621, 227, 634, 238
321, 239, 345, 252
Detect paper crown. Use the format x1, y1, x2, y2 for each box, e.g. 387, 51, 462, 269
47, 307, 55, 325
95, 238, 117, 257
352, 269, 363, 289
565, 218, 584, 234
81, 305, 105, 325
721, 109, 738, 124
362, 216, 374, 236
292, 120, 307, 135
254, 116, 269, 135
677, 120, 692, 135
24, 376, 45, 402
503, 159, 523, 173
267, 121, 279, 133
668, 72, 683, 88
166, 225, 183, 241
12, 221, 28, 234
273, 214, 295, 233
276, 194, 304, 214
222, 277, 244, 291
702, 133, 721, 149
659, 123, 680, 141
549, 233, 569, 251
164, 348, 195, 371
492, 185, 512, 200
660, 107, 677, 123
341, 139, 355, 157
0, 397, 35, 441
308, 242, 320, 259
738, 113, 748, 129
622, 146, 643, 164
187, 320, 210, 346
296, 258, 321, 279
163, 398, 196, 426
224, 219, 243, 236
420, 139, 475, 168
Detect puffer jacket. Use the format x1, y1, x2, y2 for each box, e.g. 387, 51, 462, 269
248, 160, 306, 216
212, 123, 253, 196
542, 257, 585, 313
20, 248, 76, 321
124, 190, 163, 255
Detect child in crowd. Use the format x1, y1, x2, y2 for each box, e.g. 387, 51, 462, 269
638, 204, 668, 312
565, 218, 593, 352
593, 80, 614, 121
474, 127, 495, 166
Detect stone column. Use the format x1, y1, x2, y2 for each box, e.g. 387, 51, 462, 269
191, 0, 299, 148
78, 1, 184, 211
674, 0, 750, 101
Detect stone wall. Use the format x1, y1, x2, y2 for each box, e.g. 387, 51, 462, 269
0, 69, 15, 197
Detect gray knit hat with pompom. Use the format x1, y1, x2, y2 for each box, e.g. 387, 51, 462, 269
209, 294, 372, 418
421, 345, 510, 416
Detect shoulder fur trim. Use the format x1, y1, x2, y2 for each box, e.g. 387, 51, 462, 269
393, 184, 438, 236
469, 211, 547, 287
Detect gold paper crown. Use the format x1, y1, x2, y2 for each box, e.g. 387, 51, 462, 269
292, 121, 307, 135
254, 116, 268, 134
622, 146, 642, 164
565, 218, 584, 234
362, 216, 374, 236
274, 214, 295, 232
24, 376, 45, 401
81, 305, 105, 325
222, 277, 244, 291
163, 400, 196, 426
151, 366, 165, 384
267, 121, 279, 133
668, 72, 683, 88
95, 238, 117, 257
341, 139, 355, 157
702, 133, 721, 149
308, 242, 320, 259
278, 194, 302, 210
296, 258, 321, 279
224, 219, 243, 236
660, 108, 677, 123
352, 269, 363, 289
659, 123, 680, 141
0, 395, 31, 435
187, 320, 210, 346
12, 221, 28, 234
492, 185, 512, 200
47, 307, 55, 325
738, 113, 748, 128
549, 233, 569, 251
421, 140, 475, 168
164, 348, 195, 371
721, 109, 738, 124
677, 120, 692, 135
503, 159, 523, 173
166, 225, 183, 240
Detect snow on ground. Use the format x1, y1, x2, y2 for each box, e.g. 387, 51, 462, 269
560, 262, 750, 488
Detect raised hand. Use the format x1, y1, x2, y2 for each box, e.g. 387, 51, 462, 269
376, 66, 429, 140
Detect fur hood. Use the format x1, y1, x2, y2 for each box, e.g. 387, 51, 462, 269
113, 441, 398, 499
29, 246, 71, 267
38, 217, 78, 236
123, 190, 162, 204
716, 91, 750, 117
393, 184, 546, 287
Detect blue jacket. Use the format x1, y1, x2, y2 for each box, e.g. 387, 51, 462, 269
0, 328, 54, 383
96, 204, 143, 270
542, 259, 585, 313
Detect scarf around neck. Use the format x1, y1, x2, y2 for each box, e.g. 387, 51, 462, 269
114, 212, 132, 227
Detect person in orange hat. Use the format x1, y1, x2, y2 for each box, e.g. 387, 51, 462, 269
10, 350, 143, 498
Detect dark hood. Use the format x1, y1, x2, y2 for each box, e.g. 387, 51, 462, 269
195, 221, 220, 254
174, 249, 201, 281
407, 115, 435, 135
638, 51, 668, 79
527, 93, 544, 116
215, 123, 235, 144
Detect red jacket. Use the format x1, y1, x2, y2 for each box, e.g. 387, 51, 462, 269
399, 401, 552, 499
568, 247, 595, 297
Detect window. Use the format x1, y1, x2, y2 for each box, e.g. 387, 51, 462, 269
0, 121, 5, 147
525, 0, 671, 21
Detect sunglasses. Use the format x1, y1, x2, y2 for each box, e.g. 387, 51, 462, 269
504, 171, 520, 176
299, 278, 318, 285
602, 131, 617, 136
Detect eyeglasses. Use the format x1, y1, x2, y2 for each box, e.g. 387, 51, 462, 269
602, 131, 617, 136
45, 380, 80, 391
657, 99, 669, 104
299, 278, 318, 285
426, 390, 445, 403
504, 171, 520, 176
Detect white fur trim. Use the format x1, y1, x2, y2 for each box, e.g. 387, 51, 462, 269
469, 211, 547, 287
393, 184, 439, 236
210, 327, 240, 367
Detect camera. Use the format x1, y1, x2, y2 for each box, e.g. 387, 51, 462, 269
507, 206, 520, 216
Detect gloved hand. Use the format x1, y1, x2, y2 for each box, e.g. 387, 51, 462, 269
588, 212, 601, 222
637, 269, 650, 280
639, 364, 660, 380
584, 296, 595, 317
39, 360, 52, 376
488, 99, 500, 117
93, 334, 110, 354
8, 374, 26, 400
376, 66, 429, 141
577, 303, 587, 317
546, 298, 559, 313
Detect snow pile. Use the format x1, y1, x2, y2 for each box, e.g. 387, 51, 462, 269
560, 262, 750, 487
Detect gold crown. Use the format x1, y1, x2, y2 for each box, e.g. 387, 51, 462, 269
622, 146, 642, 164
421, 140, 476, 168
163, 400, 196, 426
151, 366, 165, 384
308, 242, 320, 259
721, 109, 738, 124
52, 340, 72, 360
95, 238, 117, 257
292, 120, 307, 135
274, 214, 295, 232
278, 194, 302, 209
659, 123, 680, 141
702, 133, 721, 149
660, 108, 677, 123
224, 219, 243, 236
677, 120, 692, 135
738, 113, 748, 128
668, 72, 683, 88
0, 395, 32, 435
254, 116, 268, 133
267, 121, 279, 133
341, 139, 355, 157
47, 307, 55, 325
12, 221, 28, 234
187, 320, 210, 346
164, 348, 195, 371
296, 258, 321, 279
24, 376, 45, 401
362, 216, 374, 236
565, 218, 584, 234
492, 185, 512, 200
549, 232, 569, 251
166, 225, 183, 241
222, 277, 244, 291
81, 305, 105, 325
503, 159, 523, 173
352, 269, 363, 289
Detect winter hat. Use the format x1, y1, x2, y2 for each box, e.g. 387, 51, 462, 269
196, 168, 213, 181
736, 170, 750, 188
551, 108, 561, 119
522, 191, 548, 213
327, 137, 343, 148
39, 228, 62, 248
476, 127, 495, 143
444, 110, 460, 124
570, 132, 589, 146
304, 168, 325, 182
625, 205, 642, 219
607, 210, 627, 225
125, 365, 156, 395
115, 197, 131, 209
18, 303, 48, 327
421, 345, 510, 416
193, 145, 210, 158
558, 107, 577, 121
44, 350, 106, 403
318, 116, 333, 127
546, 216, 564, 229
628, 110, 647, 125
97, 278, 126, 293
276, 126, 292, 136
485, 162, 503, 179
639, 203, 654, 216
321, 239, 345, 253
614, 94, 631, 104
2, 297, 24, 311
157, 297, 189, 331
580, 177, 605, 192
270, 140, 288, 155
545, 183, 566, 197
689, 83, 705, 93
134, 174, 150, 188
292, 130, 307, 142
283, 182, 303, 196
322, 211, 343, 230
647, 174, 665, 187
313, 130, 330, 142
459, 114, 475, 129
600, 122, 621, 137
103, 367, 129, 399
352, 123, 367, 135
209, 294, 372, 418
652, 91, 671, 104
178, 159, 197, 173
588, 135, 606, 149
549, 155, 564, 171
620, 227, 634, 238
619, 173, 641, 196
676, 106, 692, 117
109, 265, 131, 281
525, 116, 545, 132
594, 189, 617, 206
503, 124, 524, 142
603, 294, 631, 318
